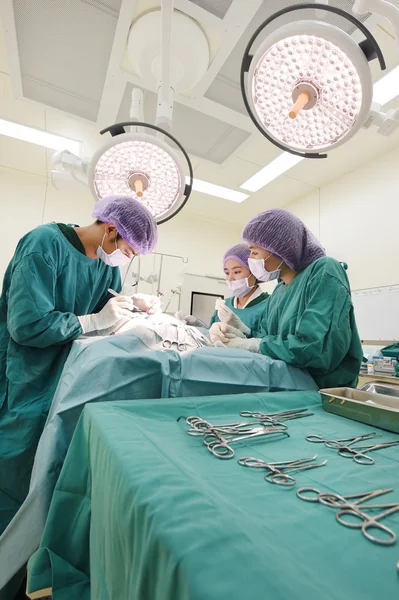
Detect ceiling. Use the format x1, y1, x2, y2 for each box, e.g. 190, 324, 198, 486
1, 0, 399, 225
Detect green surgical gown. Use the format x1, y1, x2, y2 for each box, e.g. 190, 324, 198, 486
256, 257, 362, 389
0, 223, 121, 535
209, 292, 269, 332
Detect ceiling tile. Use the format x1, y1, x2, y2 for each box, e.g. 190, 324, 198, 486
13, 0, 121, 118
118, 83, 251, 164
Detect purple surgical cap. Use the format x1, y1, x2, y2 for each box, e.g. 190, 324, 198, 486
242, 208, 325, 271
92, 195, 158, 254
223, 244, 251, 270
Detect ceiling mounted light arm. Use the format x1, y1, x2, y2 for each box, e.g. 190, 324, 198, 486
93, 121, 193, 225
155, 0, 174, 132
353, 0, 399, 48
240, 3, 386, 158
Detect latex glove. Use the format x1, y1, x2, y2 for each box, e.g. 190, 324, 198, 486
131, 293, 162, 314
225, 337, 261, 353
78, 296, 135, 334
175, 311, 207, 327
209, 322, 246, 344
217, 301, 250, 335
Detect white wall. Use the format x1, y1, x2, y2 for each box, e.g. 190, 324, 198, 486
286, 144, 399, 291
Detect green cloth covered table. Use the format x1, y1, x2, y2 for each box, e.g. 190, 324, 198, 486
28, 391, 399, 600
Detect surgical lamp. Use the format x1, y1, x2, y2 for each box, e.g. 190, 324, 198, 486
52, 0, 208, 224
88, 121, 193, 225
240, 1, 399, 158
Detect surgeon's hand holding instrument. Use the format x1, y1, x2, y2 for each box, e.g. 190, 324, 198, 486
78, 296, 135, 333
297, 487, 399, 545
239, 455, 327, 486
215, 298, 251, 335
131, 293, 163, 315
108, 288, 141, 311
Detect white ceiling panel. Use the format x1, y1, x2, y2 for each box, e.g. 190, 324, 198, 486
287, 126, 399, 188
188, 0, 234, 19
182, 172, 315, 224
117, 83, 251, 164
13, 0, 121, 120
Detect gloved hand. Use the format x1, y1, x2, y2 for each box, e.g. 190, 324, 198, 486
216, 301, 250, 335
209, 322, 246, 344
78, 296, 135, 334
225, 336, 261, 353
175, 311, 207, 327
131, 293, 162, 314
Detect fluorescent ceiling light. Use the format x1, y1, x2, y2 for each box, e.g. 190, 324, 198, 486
0, 119, 81, 154
373, 65, 399, 106
186, 177, 249, 203
240, 153, 304, 192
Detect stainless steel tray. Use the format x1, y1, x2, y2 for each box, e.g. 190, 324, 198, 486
360, 381, 399, 398
319, 387, 399, 434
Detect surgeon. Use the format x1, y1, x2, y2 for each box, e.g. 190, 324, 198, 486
210, 209, 363, 389
0, 195, 159, 542
209, 243, 269, 334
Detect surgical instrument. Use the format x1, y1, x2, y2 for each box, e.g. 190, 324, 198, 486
205, 426, 289, 460
184, 416, 289, 459
162, 324, 186, 352
108, 288, 141, 312
186, 416, 288, 435
241, 408, 314, 424
238, 455, 327, 486
337, 440, 399, 465
297, 487, 399, 545
306, 432, 399, 465
306, 432, 379, 448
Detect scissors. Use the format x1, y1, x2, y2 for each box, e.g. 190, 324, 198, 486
241, 408, 314, 424
297, 487, 399, 545
238, 455, 327, 486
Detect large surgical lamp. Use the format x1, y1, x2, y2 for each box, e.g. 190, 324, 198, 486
53, 1, 209, 224
88, 121, 193, 225
240, 1, 399, 158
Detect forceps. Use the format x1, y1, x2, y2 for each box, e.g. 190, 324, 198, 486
238, 455, 327, 486
306, 432, 379, 448
241, 408, 314, 424
185, 416, 288, 436
337, 440, 399, 465
162, 324, 187, 352
297, 487, 399, 545
204, 425, 289, 460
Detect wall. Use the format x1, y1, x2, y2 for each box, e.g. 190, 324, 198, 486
286, 144, 399, 291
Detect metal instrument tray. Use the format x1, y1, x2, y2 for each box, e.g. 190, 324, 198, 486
319, 387, 399, 434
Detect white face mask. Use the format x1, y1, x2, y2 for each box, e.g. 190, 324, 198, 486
96, 234, 132, 267
248, 256, 283, 283
227, 277, 255, 299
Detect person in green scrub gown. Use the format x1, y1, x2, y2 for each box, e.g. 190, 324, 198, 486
210, 209, 362, 389
209, 244, 269, 333
0, 195, 159, 545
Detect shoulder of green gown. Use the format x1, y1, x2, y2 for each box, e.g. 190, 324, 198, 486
15, 223, 70, 256
302, 256, 351, 287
